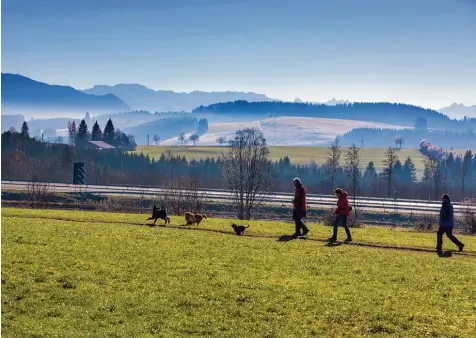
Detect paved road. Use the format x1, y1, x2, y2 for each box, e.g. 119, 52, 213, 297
2, 180, 474, 215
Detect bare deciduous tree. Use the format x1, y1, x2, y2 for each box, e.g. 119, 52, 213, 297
325, 137, 341, 188
27, 176, 53, 208
459, 198, 476, 234
394, 136, 404, 150
220, 128, 275, 220
162, 174, 205, 215
423, 153, 443, 197
216, 136, 226, 146
189, 134, 199, 146
382, 146, 399, 198
345, 143, 361, 226
179, 132, 186, 146
153, 134, 160, 145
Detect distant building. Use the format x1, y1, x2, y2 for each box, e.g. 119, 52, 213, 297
88, 140, 116, 150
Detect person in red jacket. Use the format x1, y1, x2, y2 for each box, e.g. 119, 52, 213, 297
293, 177, 309, 237
328, 188, 352, 243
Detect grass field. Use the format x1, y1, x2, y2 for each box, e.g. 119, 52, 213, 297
2, 208, 476, 337
134, 145, 427, 172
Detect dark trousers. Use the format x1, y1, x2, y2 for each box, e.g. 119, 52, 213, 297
332, 214, 352, 239
437, 227, 463, 251
293, 209, 308, 235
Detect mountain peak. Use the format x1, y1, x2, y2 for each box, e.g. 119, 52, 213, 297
1, 73, 130, 116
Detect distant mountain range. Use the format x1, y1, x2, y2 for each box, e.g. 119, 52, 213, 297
82, 84, 278, 112
439, 103, 476, 119
293, 98, 351, 105
1, 74, 130, 116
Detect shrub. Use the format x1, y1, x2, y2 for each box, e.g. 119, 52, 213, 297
458, 198, 476, 235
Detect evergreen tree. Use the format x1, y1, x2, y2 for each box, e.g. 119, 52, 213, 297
103, 119, 115, 145
91, 121, 103, 141
415, 117, 428, 132
402, 157, 417, 184
382, 147, 399, 197
394, 160, 404, 185
76, 119, 90, 147
362, 161, 377, 192
21, 121, 29, 137
67, 121, 77, 146
84, 112, 92, 125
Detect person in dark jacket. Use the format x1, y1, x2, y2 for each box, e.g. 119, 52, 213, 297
292, 177, 309, 237
328, 188, 352, 243
437, 193, 464, 254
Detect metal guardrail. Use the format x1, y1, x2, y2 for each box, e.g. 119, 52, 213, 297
3, 180, 475, 214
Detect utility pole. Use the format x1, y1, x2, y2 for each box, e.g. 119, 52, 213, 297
147, 134, 150, 146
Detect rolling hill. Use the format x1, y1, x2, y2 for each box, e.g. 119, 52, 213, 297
1, 74, 130, 117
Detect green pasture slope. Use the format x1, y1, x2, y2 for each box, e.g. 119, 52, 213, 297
134, 145, 426, 172
2, 208, 476, 337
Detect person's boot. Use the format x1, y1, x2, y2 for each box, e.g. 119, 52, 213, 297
302, 227, 309, 236
458, 243, 465, 252
327, 236, 337, 243
344, 237, 352, 243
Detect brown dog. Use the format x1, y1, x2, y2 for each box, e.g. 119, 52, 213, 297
231, 223, 249, 236
184, 212, 208, 226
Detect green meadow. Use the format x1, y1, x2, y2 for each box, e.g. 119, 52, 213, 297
2, 208, 476, 337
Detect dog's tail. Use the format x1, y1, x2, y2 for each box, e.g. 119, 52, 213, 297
245, 225, 250, 228
147, 217, 154, 220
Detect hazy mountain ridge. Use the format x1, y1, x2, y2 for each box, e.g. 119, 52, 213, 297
82, 84, 278, 112
1, 74, 130, 116
439, 103, 476, 119
293, 97, 351, 105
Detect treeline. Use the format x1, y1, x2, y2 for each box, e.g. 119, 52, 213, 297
340, 127, 476, 149
2, 130, 476, 201
193, 101, 476, 131
123, 116, 208, 145
66, 118, 136, 150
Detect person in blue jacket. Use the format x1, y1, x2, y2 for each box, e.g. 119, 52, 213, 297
437, 193, 464, 255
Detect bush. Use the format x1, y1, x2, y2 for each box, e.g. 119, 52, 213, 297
413, 214, 437, 232
27, 180, 52, 208
161, 175, 205, 215
348, 207, 362, 228
322, 209, 336, 227
458, 198, 476, 235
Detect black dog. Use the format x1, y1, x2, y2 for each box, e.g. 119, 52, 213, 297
147, 205, 170, 225
231, 223, 249, 236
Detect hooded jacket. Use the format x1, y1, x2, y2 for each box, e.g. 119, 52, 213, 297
439, 198, 454, 228
335, 191, 350, 217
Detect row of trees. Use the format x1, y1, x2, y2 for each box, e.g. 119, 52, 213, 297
66, 118, 136, 150
341, 126, 476, 148
193, 101, 476, 131
3, 128, 476, 218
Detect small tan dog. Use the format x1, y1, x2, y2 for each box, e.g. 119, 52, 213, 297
184, 212, 208, 226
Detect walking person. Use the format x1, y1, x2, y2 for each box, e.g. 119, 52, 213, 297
328, 188, 352, 243
437, 193, 464, 255
292, 177, 309, 237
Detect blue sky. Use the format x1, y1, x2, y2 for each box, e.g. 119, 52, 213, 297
2, 0, 476, 108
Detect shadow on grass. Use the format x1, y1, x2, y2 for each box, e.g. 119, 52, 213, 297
277, 234, 311, 242
145, 223, 167, 227
437, 251, 453, 258
278, 234, 299, 242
